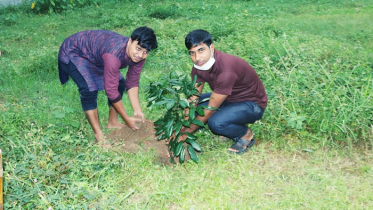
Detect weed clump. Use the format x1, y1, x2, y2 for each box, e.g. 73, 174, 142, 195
148, 6, 180, 19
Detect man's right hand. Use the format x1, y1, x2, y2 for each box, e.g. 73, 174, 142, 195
125, 116, 141, 130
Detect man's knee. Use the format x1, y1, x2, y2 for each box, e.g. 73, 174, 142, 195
80, 91, 98, 111
207, 119, 227, 135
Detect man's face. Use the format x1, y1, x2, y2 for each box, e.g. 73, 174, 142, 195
126, 38, 149, 63
188, 42, 214, 66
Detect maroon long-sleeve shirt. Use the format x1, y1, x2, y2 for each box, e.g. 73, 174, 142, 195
191, 50, 267, 110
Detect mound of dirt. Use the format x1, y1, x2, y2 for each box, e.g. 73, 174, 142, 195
106, 120, 171, 165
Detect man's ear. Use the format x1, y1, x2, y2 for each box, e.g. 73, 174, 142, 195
128, 38, 132, 43
210, 43, 215, 53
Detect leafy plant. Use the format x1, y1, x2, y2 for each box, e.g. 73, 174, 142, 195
148, 4, 181, 20
146, 72, 216, 164
30, 0, 99, 14
0, 13, 17, 26
287, 112, 306, 130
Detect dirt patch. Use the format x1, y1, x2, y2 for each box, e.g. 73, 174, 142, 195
107, 120, 171, 165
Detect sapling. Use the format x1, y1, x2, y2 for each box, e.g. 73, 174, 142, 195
146, 71, 217, 164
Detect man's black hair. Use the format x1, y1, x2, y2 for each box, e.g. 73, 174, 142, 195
185, 29, 213, 50
131, 26, 158, 51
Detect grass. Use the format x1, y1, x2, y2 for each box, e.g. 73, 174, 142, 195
0, 0, 373, 209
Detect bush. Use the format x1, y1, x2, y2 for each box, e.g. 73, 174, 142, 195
30, 0, 99, 14
147, 72, 217, 164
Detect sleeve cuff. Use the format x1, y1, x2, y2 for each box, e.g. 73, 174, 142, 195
109, 95, 122, 104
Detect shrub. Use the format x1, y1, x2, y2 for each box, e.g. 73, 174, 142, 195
146, 72, 217, 164
0, 13, 17, 26
30, 0, 99, 14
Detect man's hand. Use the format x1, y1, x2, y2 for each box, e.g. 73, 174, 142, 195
125, 116, 142, 130
166, 126, 187, 144
133, 110, 145, 122
177, 134, 188, 142
184, 107, 190, 120
127, 87, 145, 121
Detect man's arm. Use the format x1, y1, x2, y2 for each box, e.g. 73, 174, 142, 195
127, 87, 145, 122
183, 91, 228, 133
102, 53, 141, 129
125, 60, 146, 122
111, 100, 140, 130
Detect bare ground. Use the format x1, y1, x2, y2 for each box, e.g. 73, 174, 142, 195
106, 120, 172, 165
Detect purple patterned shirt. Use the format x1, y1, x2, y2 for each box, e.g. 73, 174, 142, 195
58, 30, 145, 102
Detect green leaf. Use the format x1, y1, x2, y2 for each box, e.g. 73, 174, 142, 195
286, 113, 306, 130
147, 96, 157, 102
187, 145, 199, 163
166, 118, 174, 128
166, 126, 173, 138
169, 79, 181, 86
166, 100, 176, 110
189, 106, 196, 120
157, 89, 164, 98
182, 80, 189, 96
179, 100, 188, 109
179, 147, 186, 164
168, 137, 177, 151
191, 119, 204, 127
165, 118, 174, 138
186, 138, 201, 152
61, 134, 70, 141
191, 90, 200, 96
200, 105, 219, 111
175, 142, 184, 156
196, 106, 205, 116
146, 101, 154, 108
154, 119, 165, 126
154, 100, 168, 106
185, 89, 192, 98
186, 132, 197, 140
157, 133, 167, 140
52, 111, 65, 119
199, 98, 210, 104
64, 106, 76, 113
166, 87, 177, 94
155, 127, 164, 136
169, 71, 177, 78
191, 75, 198, 88
69, 121, 80, 128
182, 120, 190, 127
173, 121, 182, 136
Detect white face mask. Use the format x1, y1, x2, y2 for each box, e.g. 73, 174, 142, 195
193, 48, 215, 71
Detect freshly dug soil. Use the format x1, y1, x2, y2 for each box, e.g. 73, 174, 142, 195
106, 120, 172, 165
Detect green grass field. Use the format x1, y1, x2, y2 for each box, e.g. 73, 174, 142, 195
0, 0, 372, 209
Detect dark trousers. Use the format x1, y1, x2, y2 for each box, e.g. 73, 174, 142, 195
198, 93, 264, 141
58, 61, 125, 111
